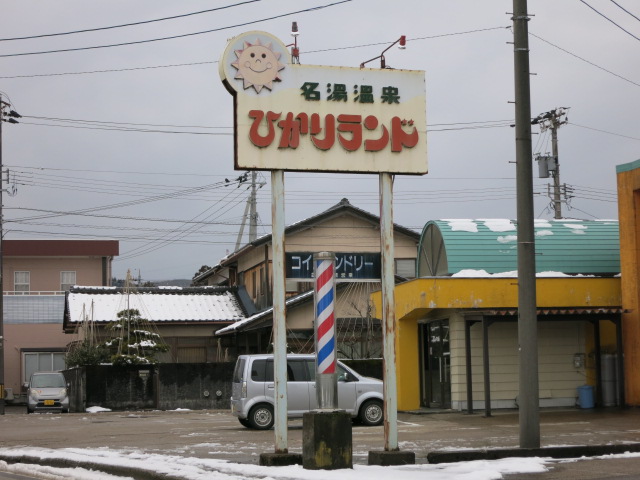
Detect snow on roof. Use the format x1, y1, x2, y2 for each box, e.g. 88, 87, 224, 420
451, 269, 575, 278
418, 219, 620, 277
442, 219, 478, 233
478, 219, 516, 232
216, 290, 314, 335
67, 289, 246, 323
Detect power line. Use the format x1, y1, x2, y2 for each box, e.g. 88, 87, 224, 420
0, 61, 214, 80
304, 26, 509, 54
0, 26, 508, 78
22, 115, 231, 130
568, 122, 640, 141
529, 31, 640, 87
17, 121, 231, 135
579, 0, 640, 42
0, 1, 261, 41
0, 1, 352, 58
611, 0, 640, 23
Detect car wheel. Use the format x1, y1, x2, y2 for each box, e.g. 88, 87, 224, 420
248, 403, 274, 430
359, 399, 383, 426
238, 417, 251, 428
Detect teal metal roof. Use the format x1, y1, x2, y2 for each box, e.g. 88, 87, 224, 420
417, 219, 620, 277
616, 159, 640, 174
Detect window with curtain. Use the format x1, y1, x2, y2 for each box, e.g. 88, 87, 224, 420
14, 271, 30, 293
60, 271, 76, 291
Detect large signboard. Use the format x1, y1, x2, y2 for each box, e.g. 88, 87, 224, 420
219, 31, 427, 174
286, 252, 381, 280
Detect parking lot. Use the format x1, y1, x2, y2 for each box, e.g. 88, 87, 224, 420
1, 405, 640, 478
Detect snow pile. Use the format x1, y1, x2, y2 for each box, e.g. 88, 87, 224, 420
86, 406, 111, 413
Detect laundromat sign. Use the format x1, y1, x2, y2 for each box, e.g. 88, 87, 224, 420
219, 31, 427, 174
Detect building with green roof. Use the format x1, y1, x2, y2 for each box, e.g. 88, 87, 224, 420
417, 219, 619, 277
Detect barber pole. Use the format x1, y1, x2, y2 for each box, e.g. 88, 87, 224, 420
314, 252, 337, 408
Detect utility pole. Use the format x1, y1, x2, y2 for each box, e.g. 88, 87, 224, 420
0, 95, 21, 415
533, 108, 569, 219
512, 0, 540, 448
249, 171, 258, 242
235, 172, 262, 250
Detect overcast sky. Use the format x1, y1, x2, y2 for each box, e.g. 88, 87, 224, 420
1, 1, 638, 281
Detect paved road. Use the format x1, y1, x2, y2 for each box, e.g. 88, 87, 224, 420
0, 405, 639, 478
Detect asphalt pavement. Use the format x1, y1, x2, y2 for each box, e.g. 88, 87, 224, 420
0, 405, 639, 479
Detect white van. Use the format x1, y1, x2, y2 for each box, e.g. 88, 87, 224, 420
230, 354, 383, 429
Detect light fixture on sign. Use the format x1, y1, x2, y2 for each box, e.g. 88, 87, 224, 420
288, 21, 300, 64
360, 35, 407, 69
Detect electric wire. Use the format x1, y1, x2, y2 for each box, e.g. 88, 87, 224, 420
568, 122, 640, 141
0, 26, 508, 78
529, 31, 640, 87
611, 0, 640, 23
0, 1, 352, 58
0, 1, 262, 42
579, 0, 640, 42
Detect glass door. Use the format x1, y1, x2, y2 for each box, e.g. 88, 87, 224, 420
421, 320, 451, 408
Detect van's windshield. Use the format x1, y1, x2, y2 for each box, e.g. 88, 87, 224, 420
30, 374, 65, 388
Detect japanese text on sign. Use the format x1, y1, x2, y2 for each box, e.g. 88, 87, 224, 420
286, 252, 381, 280
248, 110, 418, 153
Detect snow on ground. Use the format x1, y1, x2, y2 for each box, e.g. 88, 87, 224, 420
86, 406, 112, 413
0, 446, 550, 480
2, 447, 640, 480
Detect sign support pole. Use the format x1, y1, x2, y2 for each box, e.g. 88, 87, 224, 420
379, 172, 398, 450
368, 173, 414, 465
271, 169, 288, 453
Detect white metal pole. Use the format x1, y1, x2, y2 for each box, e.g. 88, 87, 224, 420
271, 169, 288, 452
379, 172, 398, 450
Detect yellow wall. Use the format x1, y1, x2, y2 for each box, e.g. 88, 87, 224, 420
372, 277, 621, 410
617, 164, 640, 405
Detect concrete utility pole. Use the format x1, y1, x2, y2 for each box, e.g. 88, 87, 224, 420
533, 108, 569, 219
235, 172, 260, 251
0, 94, 4, 416
249, 171, 258, 242
512, 0, 540, 448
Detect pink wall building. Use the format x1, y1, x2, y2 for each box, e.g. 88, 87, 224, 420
2, 239, 118, 400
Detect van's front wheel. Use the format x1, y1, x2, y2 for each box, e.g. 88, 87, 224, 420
248, 404, 274, 430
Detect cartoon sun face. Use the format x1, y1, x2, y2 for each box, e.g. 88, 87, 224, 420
231, 38, 285, 93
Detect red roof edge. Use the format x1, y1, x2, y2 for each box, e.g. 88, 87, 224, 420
4, 240, 119, 257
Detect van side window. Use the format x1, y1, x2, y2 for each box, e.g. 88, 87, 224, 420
287, 360, 308, 382
251, 359, 267, 381
265, 360, 274, 382
337, 365, 353, 382
233, 359, 246, 383
306, 360, 316, 381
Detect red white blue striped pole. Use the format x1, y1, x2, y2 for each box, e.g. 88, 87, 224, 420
314, 251, 337, 409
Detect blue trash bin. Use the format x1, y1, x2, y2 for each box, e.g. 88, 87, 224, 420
577, 385, 594, 409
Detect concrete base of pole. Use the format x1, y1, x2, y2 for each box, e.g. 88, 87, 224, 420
302, 410, 352, 470
368, 450, 415, 466
259, 452, 302, 466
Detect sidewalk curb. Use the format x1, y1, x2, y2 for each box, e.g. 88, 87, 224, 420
0, 454, 182, 480
426, 443, 640, 463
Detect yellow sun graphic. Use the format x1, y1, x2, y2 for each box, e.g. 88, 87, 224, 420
231, 38, 285, 93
